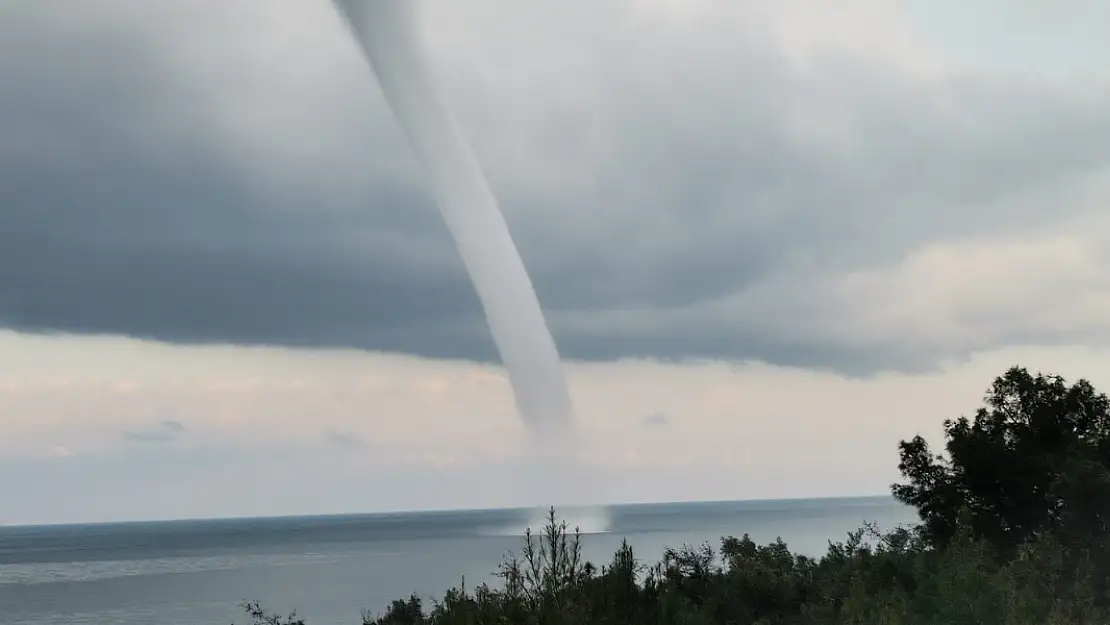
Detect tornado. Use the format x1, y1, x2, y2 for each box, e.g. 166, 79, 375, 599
332, 0, 575, 449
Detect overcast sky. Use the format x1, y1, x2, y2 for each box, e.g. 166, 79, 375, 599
2, 0, 1109, 525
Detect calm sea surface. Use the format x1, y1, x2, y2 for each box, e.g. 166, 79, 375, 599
0, 497, 917, 625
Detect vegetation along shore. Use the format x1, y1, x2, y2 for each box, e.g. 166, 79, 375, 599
242, 366, 1110, 625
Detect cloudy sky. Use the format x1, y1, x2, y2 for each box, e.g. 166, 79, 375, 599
2, 0, 1109, 525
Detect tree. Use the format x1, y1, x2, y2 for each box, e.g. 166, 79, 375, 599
241, 365, 1110, 624
892, 366, 1110, 553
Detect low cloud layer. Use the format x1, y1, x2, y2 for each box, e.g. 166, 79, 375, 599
122, 420, 186, 443
2, 0, 1109, 375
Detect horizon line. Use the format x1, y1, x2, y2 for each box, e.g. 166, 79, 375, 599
1, 493, 901, 530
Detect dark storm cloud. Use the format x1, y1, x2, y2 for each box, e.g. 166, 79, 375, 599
0, 152, 490, 357
2, 0, 1109, 375
0, 4, 491, 359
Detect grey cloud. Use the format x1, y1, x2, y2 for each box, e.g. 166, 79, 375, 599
2, 0, 1109, 375
324, 431, 365, 448
122, 420, 187, 443
641, 412, 669, 427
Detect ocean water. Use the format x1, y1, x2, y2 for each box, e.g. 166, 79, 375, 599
0, 497, 917, 625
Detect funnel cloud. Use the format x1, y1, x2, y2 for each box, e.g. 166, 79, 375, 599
332, 0, 575, 446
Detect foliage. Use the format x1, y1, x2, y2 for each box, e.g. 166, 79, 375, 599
338, 513, 1105, 625
239, 599, 306, 625
892, 366, 1110, 555
239, 366, 1110, 625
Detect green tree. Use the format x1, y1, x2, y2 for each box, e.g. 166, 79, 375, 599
892, 366, 1110, 553
242, 365, 1110, 625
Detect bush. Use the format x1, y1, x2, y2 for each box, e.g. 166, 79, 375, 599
327, 510, 1102, 625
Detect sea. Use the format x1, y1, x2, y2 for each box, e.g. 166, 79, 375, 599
0, 497, 918, 625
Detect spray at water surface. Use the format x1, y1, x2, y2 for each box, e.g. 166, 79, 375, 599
331, 0, 575, 449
